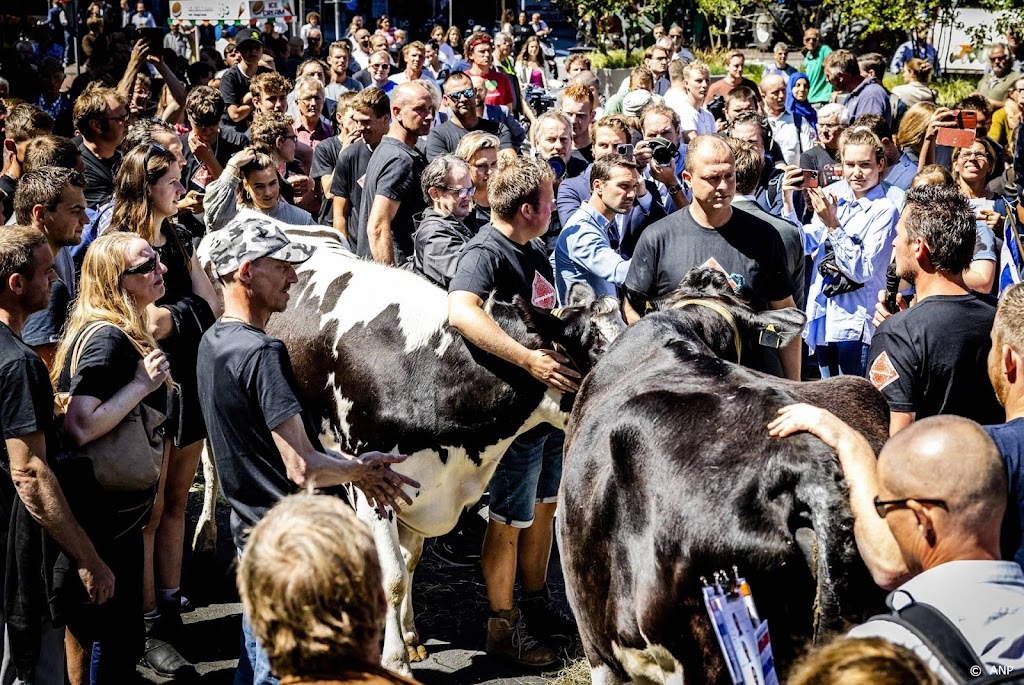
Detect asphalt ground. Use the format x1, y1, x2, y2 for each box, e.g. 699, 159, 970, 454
139, 482, 579, 684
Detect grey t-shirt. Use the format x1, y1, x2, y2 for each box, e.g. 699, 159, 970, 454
423, 118, 513, 162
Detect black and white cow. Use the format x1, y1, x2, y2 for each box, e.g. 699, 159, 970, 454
200, 219, 625, 673
558, 268, 890, 685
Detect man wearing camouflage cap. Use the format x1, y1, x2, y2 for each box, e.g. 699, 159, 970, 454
195, 216, 419, 683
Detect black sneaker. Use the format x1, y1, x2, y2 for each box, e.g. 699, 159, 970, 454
430, 532, 481, 567
519, 590, 577, 643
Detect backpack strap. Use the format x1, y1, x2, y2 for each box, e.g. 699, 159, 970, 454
870, 599, 985, 685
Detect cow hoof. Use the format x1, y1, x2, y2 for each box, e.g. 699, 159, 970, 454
407, 644, 428, 662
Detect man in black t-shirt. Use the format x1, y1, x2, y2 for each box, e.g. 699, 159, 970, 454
330, 87, 390, 247
448, 157, 579, 667
196, 216, 417, 683
218, 30, 271, 134
424, 71, 514, 163
356, 82, 434, 266
0, 104, 54, 221
624, 135, 801, 379
73, 84, 128, 209
179, 86, 247, 199
0, 226, 113, 682
14, 167, 89, 368
868, 184, 1003, 435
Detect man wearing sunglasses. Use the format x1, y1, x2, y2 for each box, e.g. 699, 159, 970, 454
978, 43, 1021, 109
424, 72, 513, 163
768, 405, 1024, 682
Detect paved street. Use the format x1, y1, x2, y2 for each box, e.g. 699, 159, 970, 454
141, 483, 578, 684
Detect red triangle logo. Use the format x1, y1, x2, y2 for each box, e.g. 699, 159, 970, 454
531, 272, 556, 309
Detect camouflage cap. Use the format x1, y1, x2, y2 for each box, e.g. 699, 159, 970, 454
199, 216, 313, 277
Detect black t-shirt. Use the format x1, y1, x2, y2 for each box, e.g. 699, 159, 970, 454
866, 293, 1003, 424
0, 174, 16, 221
329, 140, 373, 248
219, 65, 271, 133
0, 322, 56, 473
799, 145, 843, 186
624, 206, 795, 312
77, 142, 121, 209
311, 135, 343, 224
58, 325, 167, 413
449, 224, 556, 307
179, 128, 248, 194
197, 320, 329, 549
423, 118, 513, 162
355, 136, 428, 265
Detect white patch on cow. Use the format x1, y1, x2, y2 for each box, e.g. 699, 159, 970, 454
611, 640, 684, 685
591, 664, 625, 685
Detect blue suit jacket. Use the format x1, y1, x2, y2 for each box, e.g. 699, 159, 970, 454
556, 167, 667, 259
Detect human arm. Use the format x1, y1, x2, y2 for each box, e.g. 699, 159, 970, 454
221, 71, 254, 123
7, 433, 116, 603
556, 176, 586, 227
153, 59, 187, 123
332, 196, 350, 239
416, 222, 471, 289
918, 107, 956, 169
186, 130, 224, 181
866, 326, 920, 436
768, 295, 802, 381
189, 252, 222, 317
366, 194, 401, 265
270, 414, 417, 514
567, 222, 631, 284
62, 348, 169, 447
767, 403, 911, 589
623, 297, 641, 324
116, 39, 148, 97
964, 259, 996, 293
448, 290, 579, 392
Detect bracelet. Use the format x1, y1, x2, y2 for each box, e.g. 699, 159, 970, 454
666, 184, 683, 195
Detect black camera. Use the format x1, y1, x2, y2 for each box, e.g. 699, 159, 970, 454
706, 94, 727, 122
644, 137, 679, 166
525, 84, 556, 117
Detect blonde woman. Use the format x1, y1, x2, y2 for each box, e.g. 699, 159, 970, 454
54, 232, 173, 682
455, 130, 500, 228
205, 147, 317, 233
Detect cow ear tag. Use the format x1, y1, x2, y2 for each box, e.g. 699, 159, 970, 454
759, 324, 782, 349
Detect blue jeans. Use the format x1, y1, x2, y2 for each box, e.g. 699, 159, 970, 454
234, 567, 279, 685
816, 341, 869, 378
488, 426, 564, 528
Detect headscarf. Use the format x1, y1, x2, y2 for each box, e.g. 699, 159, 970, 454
786, 71, 817, 135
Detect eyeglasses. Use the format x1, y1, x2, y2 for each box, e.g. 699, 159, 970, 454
873, 495, 948, 519
370, 62, 390, 70
990, 55, 1009, 62
446, 87, 476, 100
958, 151, 991, 161
100, 113, 129, 124
122, 254, 161, 277
439, 185, 475, 198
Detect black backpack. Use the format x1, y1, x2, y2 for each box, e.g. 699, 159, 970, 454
870, 600, 1024, 684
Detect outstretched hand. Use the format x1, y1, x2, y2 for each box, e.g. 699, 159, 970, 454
768, 403, 849, 449
347, 451, 420, 517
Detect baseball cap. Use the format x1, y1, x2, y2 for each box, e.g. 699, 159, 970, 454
236, 29, 264, 48
199, 215, 313, 277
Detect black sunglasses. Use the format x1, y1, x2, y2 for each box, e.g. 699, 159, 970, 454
122, 254, 160, 277
143, 142, 167, 172
873, 495, 949, 519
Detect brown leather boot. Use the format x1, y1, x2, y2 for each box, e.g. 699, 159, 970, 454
485, 607, 557, 668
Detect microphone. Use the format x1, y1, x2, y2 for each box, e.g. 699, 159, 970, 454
885, 262, 900, 315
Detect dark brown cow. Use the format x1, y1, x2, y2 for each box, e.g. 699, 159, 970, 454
558, 269, 889, 685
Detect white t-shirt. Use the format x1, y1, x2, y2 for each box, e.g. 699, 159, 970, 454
664, 91, 716, 158
766, 110, 815, 167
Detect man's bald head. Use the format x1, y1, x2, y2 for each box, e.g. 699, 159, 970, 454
878, 416, 1006, 566
391, 81, 431, 109
684, 134, 733, 174
759, 73, 786, 92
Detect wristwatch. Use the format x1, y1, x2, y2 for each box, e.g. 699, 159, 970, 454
666, 184, 683, 195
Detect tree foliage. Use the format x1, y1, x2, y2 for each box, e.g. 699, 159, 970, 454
558, 0, 673, 53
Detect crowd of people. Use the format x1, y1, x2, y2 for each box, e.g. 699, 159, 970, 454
0, 6, 1023, 685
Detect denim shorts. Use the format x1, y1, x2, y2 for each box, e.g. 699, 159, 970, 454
488, 425, 564, 528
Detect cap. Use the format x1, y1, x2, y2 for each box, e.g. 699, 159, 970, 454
236, 29, 263, 48
623, 89, 654, 117
199, 215, 313, 277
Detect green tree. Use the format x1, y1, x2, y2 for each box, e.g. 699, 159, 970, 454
559, 0, 673, 53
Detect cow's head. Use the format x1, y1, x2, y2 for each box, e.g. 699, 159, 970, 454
506, 283, 625, 378
660, 268, 805, 365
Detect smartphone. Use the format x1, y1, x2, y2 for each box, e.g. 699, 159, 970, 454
956, 109, 979, 129
822, 163, 843, 185
616, 143, 634, 157
139, 27, 164, 48
936, 127, 976, 148
800, 169, 819, 189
